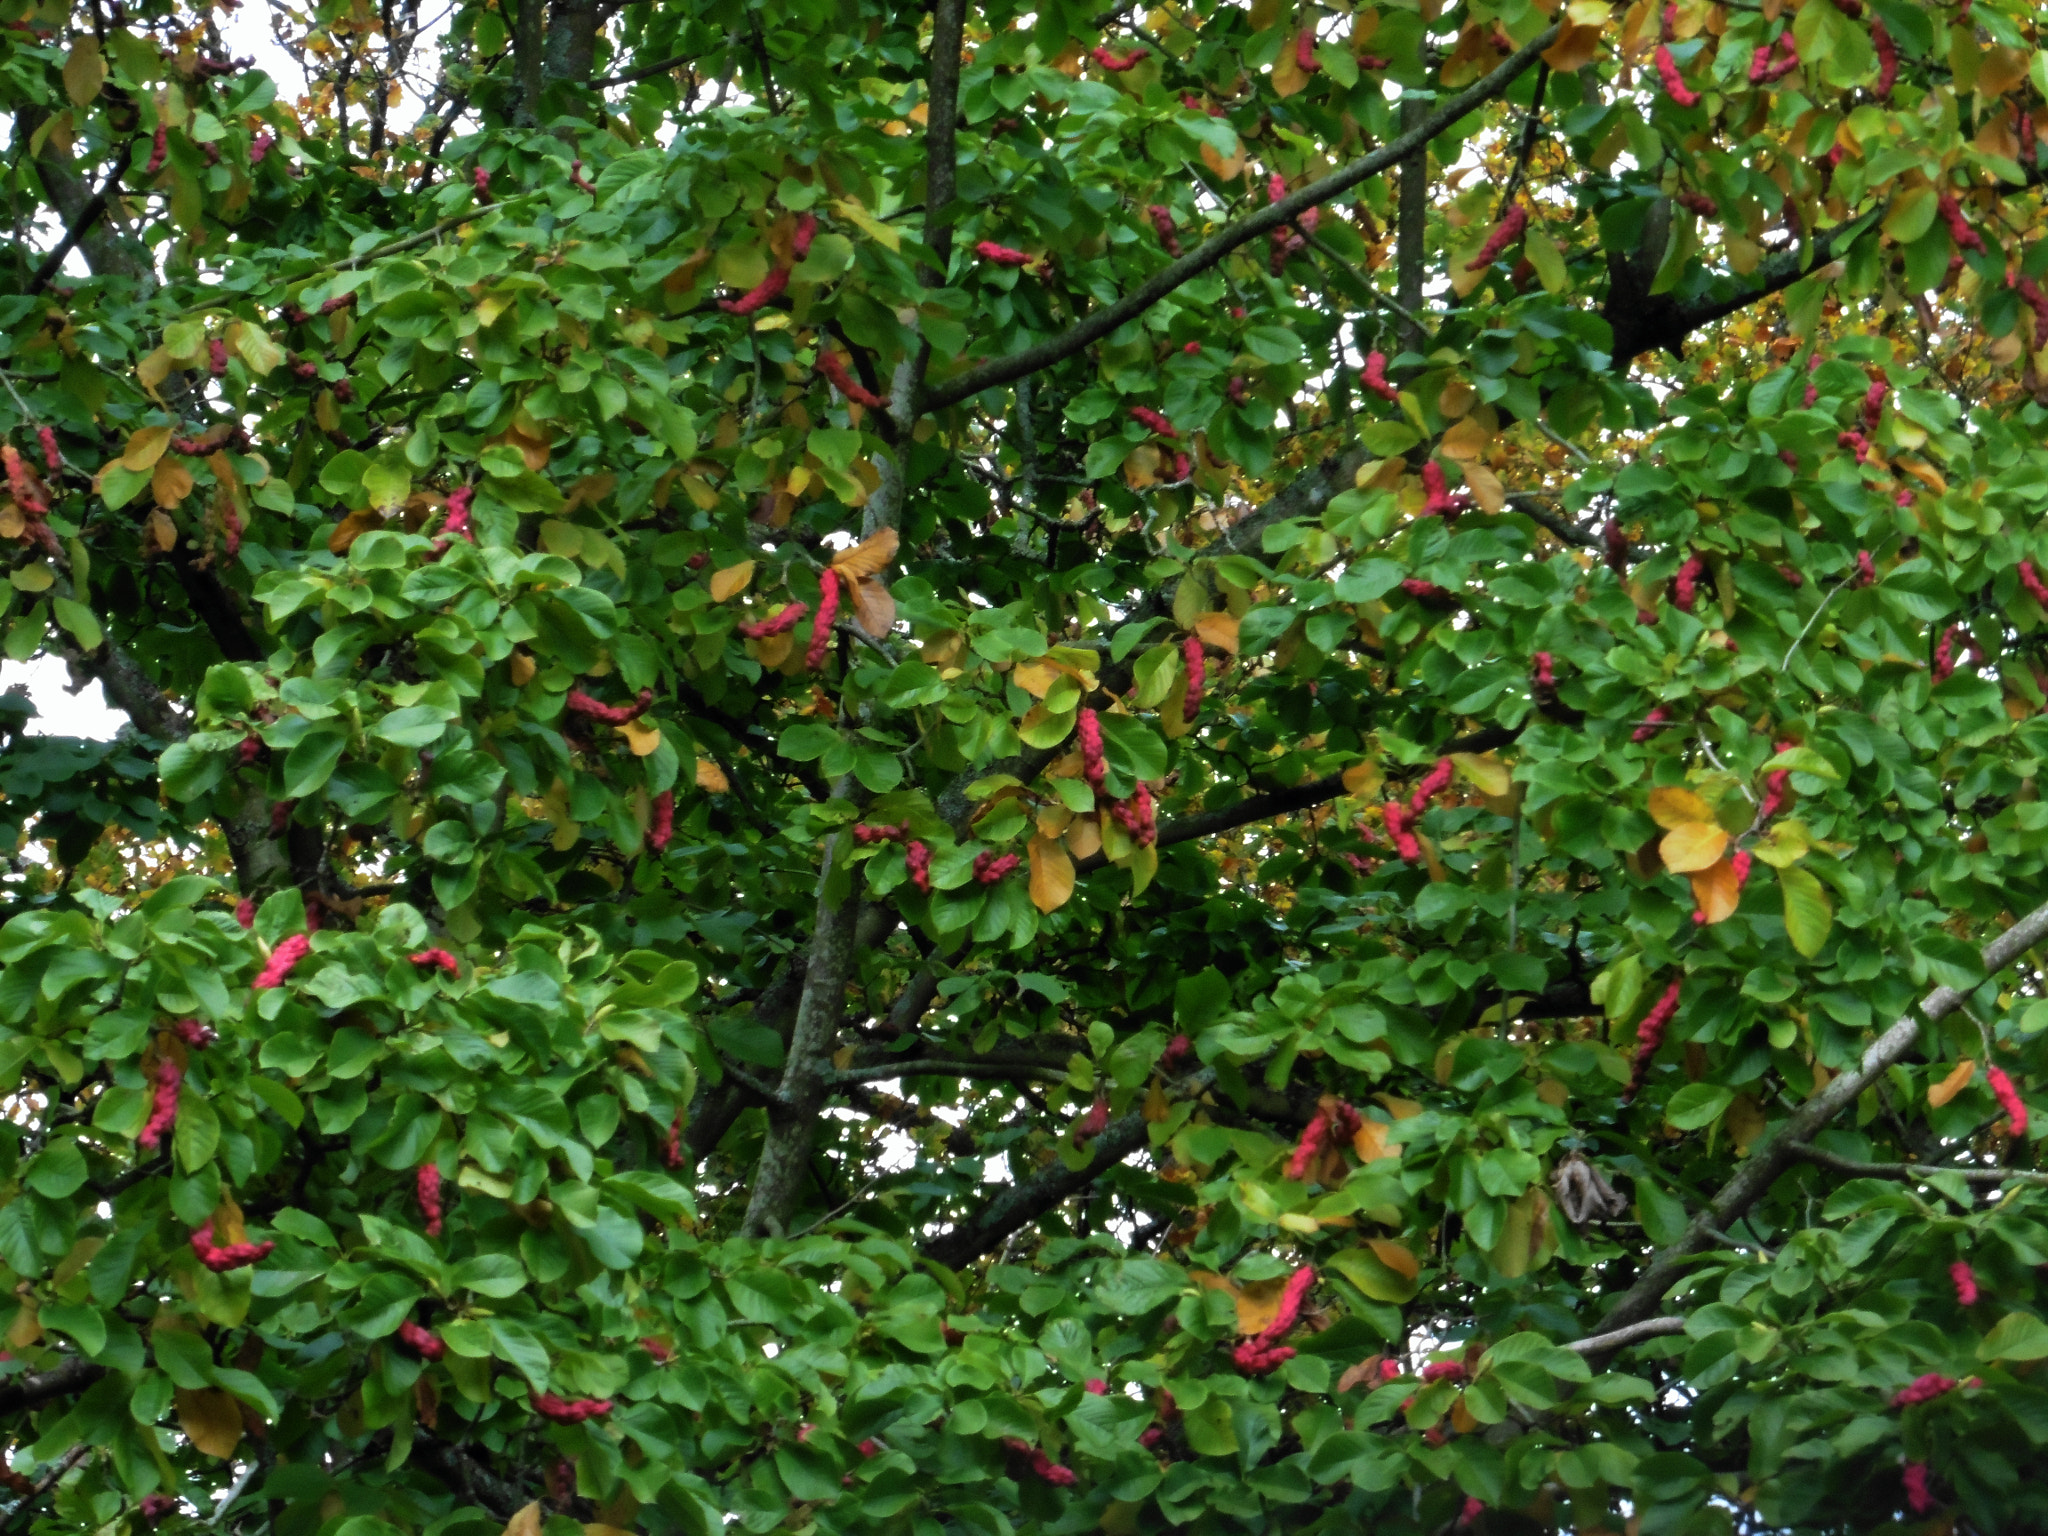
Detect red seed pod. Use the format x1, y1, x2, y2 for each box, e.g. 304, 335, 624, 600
1399, 577, 1456, 606
1227, 376, 1249, 405
408, 948, 459, 976
972, 850, 1020, 883
1232, 1265, 1314, 1374
531, 1387, 612, 1423
1147, 204, 1181, 257
1419, 1360, 1468, 1384
1779, 448, 1799, 467
398, 1319, 446, 1360
790, 211, 817, 259
173, 1018, 216, 1048
806, 570, 840, 668
737, 601, 809, 639
818, 348, 886, 408
1938, 192, 1984, 254
234, 897, 255, 929
473, 164, 491, 199
642, 1337, 675, 1363
139, 1495, 178, 1523
1671, 554, 1705, 612
905, 839, 932, 893
1181, 341, 1200, 355
250, 131, 274, 164
1674, 190, 1715, 217
1465, 204, 1528, 271
1091, 44, 1142, 71
1951, 1260, 1979, 1306
238, 734, 262, 767
1361, 351, 1399, 402
663, 1108, 684, 1168
851, 823, 907, 844
140, 1057, 182, 1150
1987, 1063, 2029, 1135
1383, 801, 1421, 861
1777, 564, 1804, 588
1285, 1100, 1362, 1181
1162, 1033, 1193, 1070
189, 1221, 275, 1272
1408, 757, 1454, 815
565, 687, 655, 725
1072, 1093, 1109, 1143
418, 1163, 444, 1236
146, 124, 168, 174
35, 426, 58, 474
718, 266, 790, 315
1654, 45, 1699, 107
1757, 739, 1796, 822
1603, 518, 1630, 576
1171, 450, 1190, 481
1625, 980, 1683, 1100
1130, 405, 1177, 438
570, 158, 596, 193
1931, 623, 1960, 685
319, 292, 358, 316
1084, 1378, 1109, 1394
208, 339, 228, 377
2013, 275, 2048, 349
1730, 848, 1752, 888
648, 789, 675, 852
1003, 1439, 1079, 1485
975, 240, 1034, 266
1420, 460, 1469, 520
1632, 706, 1672, 743
1903, 1462, 1935, 1515
1892, 1373, 1957, 1408
1862, 375, 1887, 430
1852, 549, 1876, 587
2, 444, 47, 515
1872, 20, 1897, 97
1078, 707, 1107, 790
1182, 634, 1206, 721
253, 933, 310, 990
1294, 27, 1317, 71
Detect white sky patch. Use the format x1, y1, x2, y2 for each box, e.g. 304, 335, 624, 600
1, 655, 123, 740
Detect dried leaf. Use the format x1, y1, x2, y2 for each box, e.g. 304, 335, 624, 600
1647, 785, 1717, 830
709, 561, 755, 601
1231, 1275, 1288, 1335
1028, 834, 1075, 914
152, 457, 194, 509
850, 575, 896, 637
1352, 1118, 1397, 1162
1659, 821, 1730, 873
1064, 815, 1102, 861
1199, 136, 1247, 181
1122, 443, 1162, 489
145, 510, 179, 553
1342, 760, 1384, 798
1688, 857, 1742, 925
327, 510, 379, 555
1542, 16, 1606, 71
121, 425, 172, 472
509, 653, 536, 686
1336, 1355, 1386, 1393
1439, 415, 1492, 462
695, 757, 730, 792
831, 525, 900, 580
1367, 1238, 1419, 1282
1193, 612, 1240, 654
617, 719, 662, 757
1928, 1058, 1977, 1108
501, 1505, 544, 1536
176, 1386, 245, 1459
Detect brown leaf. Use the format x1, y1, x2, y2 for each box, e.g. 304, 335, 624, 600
1928, 1058, 1977, 1108
1450, 1394, 1480, 1434
1064, 815, 1102, 861
176, 1386, 245, 1459
831, 526, 899, 581
1352, 1118, 1397, 1163
1688, 857, 1742, 925
1647, 785, 1716, 830
1374, 1092, 1422, 1120
695, 757, 730, 792
1438, 416, 1492, 462
709, 561, 755, 601
1366, 1239, 1419, 1282
327, 510, 379, 555
509, 653, 536, 686
849, 575, 896, 637
1193, 612, 1240, 654
1336, 1355, 1386, 1393
1659, 821, 1730, 873
1200, 137, 1247, 180
1461, 461, 1506, 515
145, 510, 179, 553
152, 457, 194, 508
1542, 17, 1606, 71
414, 1374, 440, 1429
1028, 834, 1075, 914
1341, 760, 1384, 798
1231, 1275, 1288, 1335
120, 425, 172, 472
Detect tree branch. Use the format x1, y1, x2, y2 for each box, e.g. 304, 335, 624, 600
1561, 1315, 1685, 1355
831, 1055, 1069, 1085
26, 157, 123, 298
1590, 892, 2048, 1351
920, 24, 1559, 412
921, 0, 965, 279
1785, 1141, 2048, 1187
592, 50, 697, 87
0, 1357, 106, 1416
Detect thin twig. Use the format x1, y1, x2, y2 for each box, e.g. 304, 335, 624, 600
1495, 61, 1549, 216
1561, 1316, 1686, 1355
1786, 1141, 2048, 1187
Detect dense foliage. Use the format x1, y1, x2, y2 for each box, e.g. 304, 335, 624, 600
9, 0, 2048, 1531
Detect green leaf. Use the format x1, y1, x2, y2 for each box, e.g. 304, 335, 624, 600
1780, 864, 1832, 958
1664, 1083, 1734, 1132
1980, 1311, 2048, 1362
282, 725, 350, 799
51, 596, 102, 653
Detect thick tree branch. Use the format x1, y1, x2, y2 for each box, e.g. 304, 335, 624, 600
0, 1357, 107, 1415
411, 1434, 525, 1518
832, 1054, 1070, 1085
26, 157, 123, 298
921, 0, 965, 279
1394, 97, 1427, 358
1592, 892, 2048, 1350
1561, 1315, 1684, 1355
920, 25, 1559, 412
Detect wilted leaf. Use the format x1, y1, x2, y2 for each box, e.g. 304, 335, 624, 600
1367, 1239, 1419, 1282
500, 1505, 543, 1536
617, 719, 662, 756
709, 561, 755, 601
832, 525, 898, 579
152, 457, 194, 509
328, 510, 379, 555
1543, 16, 1606, 71
1928, 1059, 1976, 1108
849, 575, 895, 636
1352, 1118, 1397, 1162
1193, 612, 1240, 654
695, 757, 729, 792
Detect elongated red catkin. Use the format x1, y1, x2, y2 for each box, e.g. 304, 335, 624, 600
806, 570, 840, 668
1892, 1373, 1957, 1408
1625, 981, 1682, 1099
663, 1108, 684, 1168
190, 1221, 273, 1272
418, 1163, 444, 1236
1233, 1265, 1314, 1374
791, 211, 816, 259
1182, 635, 1206, 721
2015, 276, 2048, 349
1420, 1360, 1467, 1384
1757, 739, 1795, 822
1294, 27, 1318, 71
1903, 1462, 1934, 1515
1147, 204, 1180, 256
1654, 45, 1699, 106
1072, 1094, 1109, 1143
146, 124, 167, 174
35, 426, 58, 474
1938, 193, 1984, 254
1604, 518, 1629, 576
1003, 1439, 1078, 1485
1361, 351, 1399, 402
1130, 405, 1177, 438
818, 349, 886, 408
719, 267, 789, 315
972, 850, 1020, 883
1091, 44, 1142, 71
1383, 801, 1420, 860
1420, 461, 1467, 520
398, 1320, 446, 1360
1671, 554, 1705, 612
1950, 1260, 1979, 1306
1931, 624, 1960, 685
738, 601, 808, 639
1110, 782, 1156, 845
905, 839, 932, 892
975, 240, 1034, 266
1633, 706, 1671, 742
1078, 707, 1107, 790
253, 933, 310, 990
649, 789, 675, 851
1988, 1063, 2030, 1135
1285, 1100, 1361, 1180
140, 1058, 181, 1149
173, 1019, 216, 1048
567, 687, 654, 725
1852, 550, 1876, 587
1872, 20, 1897, 97
409, 948, 459, 975
1465, 204, 1528, 270
1400, 577, 1455, 606
1408, 757, 1453, 814
531, 1388, 611, 1423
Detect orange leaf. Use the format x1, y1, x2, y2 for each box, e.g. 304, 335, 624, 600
1336, 1355, 1387, 1393
1028, 834, 1075, 914
1231, 1275, 1288, 1335
695, 757, 730, 792
1374, 1092, 1422, 1120
1342, 760, 1384, 798
1542, 17, 1606, 71
1688, 857, 1742, 924
1352, 1118, 1398, 1162
327, 510, 379, 555
1193, 612, 1240, 654
1928, 1058, 1977, 1108
1438, 416, 1492, 462
831, 526, 899, 580
1659, 821, 1729, 873
616, 719, 662, 757
1367, 1239, 1420, 1282
175, 1386, 244, 1459
500, 1506, 543, 1536
152, 456, 194, 508
709, 561, 755, 601
1647, 785, 1716, 830
850, 575, 896, 637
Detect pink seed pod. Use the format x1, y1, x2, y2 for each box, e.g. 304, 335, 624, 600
1604, 518, 1630, 576
1852, 550, 1876, 587
1084, 1378, 1108, 1395
1872, 19, 1897, 97
1730, 848, 1752, 887
173, 1019, 216, 1048
663, 1108, 684, 1168
1420, 461, 1468, 521
806, 570, 840, 669
1891, 1373, 1957, 1408
1671, 553, 1705, 612
1182, 634, 1206, 721
1625, 980, 1683, 1100
1654, 45, 1699, 106
1419, 1360, 1468, 1384
852, 823, 906, 845
791, 211, 817, 259
1285, 1100, 1361, 1181
905, 839, 932, 893
409, 948, 459, 976
1931, 624, 1960, 685
35, 426, 58, 474
818, 349, 886, 409
1408, 757, 1454, 814
972, 850, 1020, 883
1072, 1093, 1109, 1143
1162, 1033, 1193, 1071
738, 601, 809, 639
473, 165, 490, 198
570, 158, 596, 193
648, 789, 675, 852
1938, 192, 1984, 254
1950, 1260, 1979, 1305
1903, 1461, 1934, 1515
189, 1221, 273, 1272
1147, 204, 1181, 257
566, 687, 655, 725
718, 266, 790, 315
1078, 707, 1107, 790
1988, 1063, 2029, 1135
974, 240, 1034, 266
1632, 706, 1672, 742
1361, 351, 1399, 402
1465, 204, 1528, 271
1294, 27, 1317, 71
417, 1163, 444, 1236
530, 1388, 612, 1423
398, 1319, 445, 1360
1130, 405, 1177, 438
146, 124, 168, 174
1232, 1264, 1315, 1374
234, 897, 255, 929
1383, 801, 1421, 861
1091, 44, 1142, 71
440, 485, 475, 544
139, 1058, 182, 1150
1400, 577, 1456, 606
1757, 739, 1796, 822
1002, 1439, 1078, 1485
250, 131, 274, 164
252, 933, 310, 990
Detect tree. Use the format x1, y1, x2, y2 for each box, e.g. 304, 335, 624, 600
4, 0, 2048, 1528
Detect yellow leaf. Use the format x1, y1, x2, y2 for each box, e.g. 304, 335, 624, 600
137, 347, 174, 396
1438, 416, 1492, 462
1028, 834, 1075, 914
1367, 1239, 1419, 1282
1064, 815, 1102, 861
120, 425, 172, 472
175, 1386, 244, 1459
1449, 752, 1510, 797
1231, 1275, 1288, 1335
1542, 17, 1606, 71
1193, 612, 1240, 654
1200, 137, 1247, 181
1270, 47, 1308, 98
152, 457, 194, 509
1122, 443, 1162, 489
1352, 1118, 1398, 1162
1342, 760, 1383, 798
1374, 1092, 1422, 1120
1647, 785, 1716, 830
695, 757, 730, 792
146, 509, 179, 553
509, 653, 536, 686
1928, 1058, 1977, 1108
1660, 821, 1729, 873
1688, 857, 1742, 925
1450, 1395, 1480, 1434
5, 1298, 40, 1348
1726, 1092, 1766, 1154
501, 1505, 544, 1536
616, 719, 662, 757
709, 561, 755, 601
62, 37, 104, 106
832, 525, 899, 580
829, 197, 902, 252
1013, 660, 1061, 698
